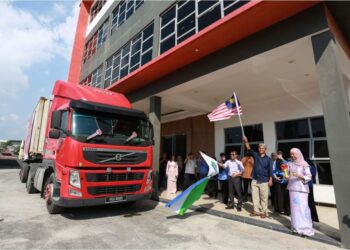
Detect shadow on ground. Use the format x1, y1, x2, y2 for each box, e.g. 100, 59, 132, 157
0, 159, 21, 169
61, 200, 159, 220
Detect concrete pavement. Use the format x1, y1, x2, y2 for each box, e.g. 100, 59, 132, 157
0, 165, 340, 249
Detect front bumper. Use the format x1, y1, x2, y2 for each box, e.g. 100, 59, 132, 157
53, 192, 152, 208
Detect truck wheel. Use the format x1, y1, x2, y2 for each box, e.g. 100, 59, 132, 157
19, 163, 29, 183
26, 172, 37, 194
44, 173, 63, 214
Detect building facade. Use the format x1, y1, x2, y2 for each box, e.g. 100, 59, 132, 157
68, 1, 350, 245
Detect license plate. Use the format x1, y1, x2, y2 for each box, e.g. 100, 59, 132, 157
106, 196, 125, 203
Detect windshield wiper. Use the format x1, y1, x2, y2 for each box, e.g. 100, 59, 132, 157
86, 129, 103, 142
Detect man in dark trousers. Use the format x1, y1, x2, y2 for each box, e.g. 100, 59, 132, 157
219, 150, 244, 212
243, 136, 273, 219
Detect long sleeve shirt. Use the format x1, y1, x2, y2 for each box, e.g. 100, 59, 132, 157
287, 162, 312, 193
224, 159, 244, 177
249, 149, 273, 183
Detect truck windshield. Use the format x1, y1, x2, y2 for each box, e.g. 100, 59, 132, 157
72, 109, 152, 146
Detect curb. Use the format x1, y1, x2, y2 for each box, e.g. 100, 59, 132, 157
157, 197, 341, 248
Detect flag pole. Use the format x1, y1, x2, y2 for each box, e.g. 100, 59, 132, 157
233, 92, 245, 138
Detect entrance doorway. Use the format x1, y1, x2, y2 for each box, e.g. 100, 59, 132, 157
162, 134, 187, 162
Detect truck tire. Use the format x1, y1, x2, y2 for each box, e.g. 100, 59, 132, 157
26, 171, 37, 194
44, 173, 63, 214
19, 163, 29, 183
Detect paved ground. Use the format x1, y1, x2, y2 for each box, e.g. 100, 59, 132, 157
0, 162, 339, 249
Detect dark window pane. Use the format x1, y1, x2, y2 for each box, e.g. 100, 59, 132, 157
130, 52, 140, 67
162, 6, 176, 26
143, 24, 154, 39
277, 141, 310, 159
118, 11, 125, 25
244, 124, 263, 142
126, 8, 134, 19
112, 67, 119, 80
314, 140, 329, 158
104, 78, 111, 88
106, 58, 113, 68
177, 14, 195, 37
311, 117, 326, 137
160, 35, 175, 54
178, 0, 195, 21
135, 0, 144, 9
142, 37, 153, 52
131, 38, 141, 54
225, 127, 241, 144
105, 68, 112, 78
177, 29, 195, 44
316, 162, 333, 185
120, 66, 129, 78
276, 119, 310, 140
121, 55, 129, 67
161, 21, 175, 40
122, 44, 130, 56
119, 1, 126, 12
224, 0, 250, 16
198, 4, 221, 31
198, 0, 218, 14
225, 145, 242, 159
141, 50, 152, 65
127, 0, 134, 10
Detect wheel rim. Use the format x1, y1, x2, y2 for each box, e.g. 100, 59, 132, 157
45, 183, 53, 205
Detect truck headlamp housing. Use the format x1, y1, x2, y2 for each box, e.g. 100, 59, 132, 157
146, 170, 152, 185
69, 170, 81, 189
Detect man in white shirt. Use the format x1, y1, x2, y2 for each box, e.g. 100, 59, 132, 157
183, 153, 197, 189
219, 150, 244, 211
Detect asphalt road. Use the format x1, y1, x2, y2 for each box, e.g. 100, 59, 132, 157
0, 161, 338, 249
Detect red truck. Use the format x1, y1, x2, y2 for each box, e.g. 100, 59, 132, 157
19, 80, 154, 214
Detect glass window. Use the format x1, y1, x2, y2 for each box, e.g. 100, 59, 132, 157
111, 0, 144, 33
161, 21, 175, 40
60, 111, 69, 138
177, 14, 195, 37
277, 141, 310, 159
225, 145, 242, 158
178, 0, 195, 21
198, 0, 219, 14
141, 50, 152, 65
276, 118, 310, 140
311, 117, 326, 137
160, 35, 176, 54
224, 0, 250, 16
177, 29, 196, 44
314, 140, 329, 158
316, 162, 333, 185
198, 4, 221, 31
159, 0, 249, 55
225, 127, 241, 144
161, 6, 176, 26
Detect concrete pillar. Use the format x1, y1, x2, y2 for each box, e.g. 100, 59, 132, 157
311, 31, 350, 248
149, 96, 161, 200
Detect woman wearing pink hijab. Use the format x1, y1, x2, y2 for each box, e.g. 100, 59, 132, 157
286, 148, 314, 236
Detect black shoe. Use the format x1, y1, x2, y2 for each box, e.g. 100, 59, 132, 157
237, 207, 242, 212
225, 206, 234, 209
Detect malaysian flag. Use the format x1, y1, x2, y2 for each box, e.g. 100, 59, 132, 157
207, 94, 243, 122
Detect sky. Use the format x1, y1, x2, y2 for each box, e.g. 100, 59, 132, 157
0, 0, 80, 140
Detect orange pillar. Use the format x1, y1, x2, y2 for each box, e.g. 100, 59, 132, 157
67, 1, 93, 84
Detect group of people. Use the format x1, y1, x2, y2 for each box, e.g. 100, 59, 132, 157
158, 136, 318, 237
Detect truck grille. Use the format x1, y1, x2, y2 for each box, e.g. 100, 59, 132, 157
85, 172, 144, 182
87, 184, 141, 195
83, 148, 147, 165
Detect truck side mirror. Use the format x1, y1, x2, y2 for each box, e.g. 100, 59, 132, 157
51, 111, 61, 129
49, 129, 60, 139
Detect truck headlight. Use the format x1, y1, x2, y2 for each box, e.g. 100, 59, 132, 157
70, 170, 81, 189
146, 170, 152, 184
